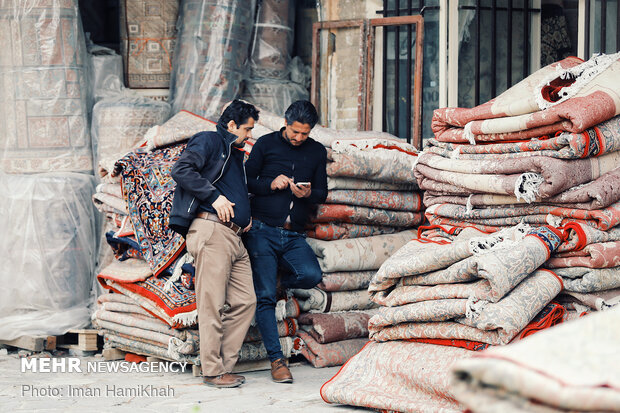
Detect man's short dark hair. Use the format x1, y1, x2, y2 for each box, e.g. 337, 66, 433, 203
284, 100, 319, 128
219, 99, 259, 128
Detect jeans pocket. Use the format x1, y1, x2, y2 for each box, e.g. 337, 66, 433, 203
252, 219, 264, 231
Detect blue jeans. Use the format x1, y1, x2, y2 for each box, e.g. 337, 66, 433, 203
243, 219, 322, 361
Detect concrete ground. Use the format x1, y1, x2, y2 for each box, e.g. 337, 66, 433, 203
0, 351, 366, 412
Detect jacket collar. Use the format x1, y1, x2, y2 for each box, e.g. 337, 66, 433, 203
216, 123, 239, 146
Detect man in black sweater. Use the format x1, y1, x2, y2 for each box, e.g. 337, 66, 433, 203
169, 100, 259, 388
244, 100, 327, 383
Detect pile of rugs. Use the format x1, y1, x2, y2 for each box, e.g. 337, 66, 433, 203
240, 0, 309, 115
414, 51, 620, 320
320, 224, 568, 412
366, 224, 566, 346
93, 288, 300, 366
254, 109, 426, 368
0, 0, 100, 341
451, 305, 620, 412
94, 107, 427, 371
292, 231, 416, 367
91, 94, 170, 166
120, 0, 179, 89
290, 136, 425, 368
169, 0, 256, 120
0, 0, 92, 174
93, 110, 305, 367
91, 91, 172, 272
309, 138, 424, 240
94, 119, 200, 361
320, 52, 620, 412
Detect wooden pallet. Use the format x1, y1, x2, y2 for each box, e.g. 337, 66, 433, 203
56, 329, 99, 352
0, 329, 100, 352
0, 335, 56, 352
102, 348, 126, 361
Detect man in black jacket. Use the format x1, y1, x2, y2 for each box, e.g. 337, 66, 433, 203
169, 100, 259, 388
244, 100, 327, 383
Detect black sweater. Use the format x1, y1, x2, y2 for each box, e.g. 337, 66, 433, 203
245, 129, 327, 232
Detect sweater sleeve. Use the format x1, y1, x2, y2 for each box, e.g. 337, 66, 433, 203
171, 135, 222, 205
245, 137, 274, 195
305, 144, 328, 204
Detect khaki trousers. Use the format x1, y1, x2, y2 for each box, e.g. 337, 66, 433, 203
185, 218, 256, 376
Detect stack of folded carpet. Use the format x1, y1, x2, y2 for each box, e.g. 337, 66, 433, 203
544, 221, 620, 320
94, 280, 301, 364
94, 128, 206, 359
94, 259, 200, 364
309, 138, 424, 240
92, 99, 178, 273
321, 224, 569, 412
367, 224, 566, 346
291, 230, 417, 367
451, 305, 620, 412
322, 53, 620, 412
415, 53, 620, 323
416, 53, 620, 235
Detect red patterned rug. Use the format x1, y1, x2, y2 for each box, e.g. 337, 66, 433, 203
98, 273, 196, 329
116, 145, 187, 276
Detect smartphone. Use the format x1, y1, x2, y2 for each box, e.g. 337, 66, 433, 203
296, 182, 311, 187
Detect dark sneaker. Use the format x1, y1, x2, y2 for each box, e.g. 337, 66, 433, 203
203, 373, 244, 388
271, 358, 293, 383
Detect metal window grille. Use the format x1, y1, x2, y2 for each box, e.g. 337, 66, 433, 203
584, 0, 620, 56
456, 1, 541, 107
378, 1, 439, 144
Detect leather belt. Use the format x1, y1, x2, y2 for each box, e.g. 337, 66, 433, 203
282, 222, 293, 231
196, 211, 244, 236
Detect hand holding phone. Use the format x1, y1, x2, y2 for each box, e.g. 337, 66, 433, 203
291, 181, 311, 198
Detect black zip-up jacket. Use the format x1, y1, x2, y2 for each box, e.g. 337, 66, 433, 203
245, 129, 327, 232
169, 124, 241, 237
